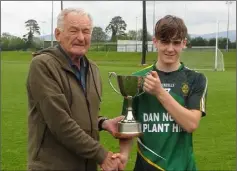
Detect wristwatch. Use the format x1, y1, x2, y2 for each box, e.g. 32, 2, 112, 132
98, 116, 109, 131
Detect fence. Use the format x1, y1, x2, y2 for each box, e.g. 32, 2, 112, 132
42, 41, 236, 52
89, 42, 156, 52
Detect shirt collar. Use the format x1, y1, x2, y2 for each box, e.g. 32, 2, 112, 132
152, 62, 184, 72
57, 44, 87, 68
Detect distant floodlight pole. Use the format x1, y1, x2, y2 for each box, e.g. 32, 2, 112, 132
61, 0, 63, 10
215, 20, 219, 71
51, 1, 54, 47
141, 0, 147, 65
226, 1, 232, 52
136, 16, 138, 52
40, 21, 46, 48
184, 2, 187, 23
152, 1, 155, 52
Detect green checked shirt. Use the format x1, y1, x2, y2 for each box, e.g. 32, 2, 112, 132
122, 62, 208, 171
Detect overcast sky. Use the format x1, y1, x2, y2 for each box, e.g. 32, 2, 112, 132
1, 1, 236, 38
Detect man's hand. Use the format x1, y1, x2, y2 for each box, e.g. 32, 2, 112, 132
111, 153, 128, 171
143, 71, 163, 96
100, 151, 119, 171
102, 116, 124, 137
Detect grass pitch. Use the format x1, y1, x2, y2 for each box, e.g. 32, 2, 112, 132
1, 50, 236, 170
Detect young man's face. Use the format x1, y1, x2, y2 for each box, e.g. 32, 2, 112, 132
55, 12, 92, 57
153, 37, 187, 65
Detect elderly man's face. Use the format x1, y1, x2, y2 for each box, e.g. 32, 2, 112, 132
55, 12, 92, 57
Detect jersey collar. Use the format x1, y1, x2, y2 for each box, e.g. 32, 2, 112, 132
152, 62, 184, 73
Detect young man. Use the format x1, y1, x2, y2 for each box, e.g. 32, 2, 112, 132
26, 8, 123, 171
116, 15, 208, 171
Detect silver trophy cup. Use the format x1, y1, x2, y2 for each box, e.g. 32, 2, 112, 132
108, 72, 144, 138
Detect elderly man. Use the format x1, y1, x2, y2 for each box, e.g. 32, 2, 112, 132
26, 8, 123, 171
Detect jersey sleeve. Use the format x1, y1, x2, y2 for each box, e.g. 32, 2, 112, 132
187, 73, 208, 116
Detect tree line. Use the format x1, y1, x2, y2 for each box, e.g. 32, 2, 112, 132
0, 16, 236, 51
1, 19, 42, 51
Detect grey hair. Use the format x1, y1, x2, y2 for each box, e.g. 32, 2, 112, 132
57, 8, 93, 30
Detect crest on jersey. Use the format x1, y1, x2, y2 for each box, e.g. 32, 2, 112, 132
181, 83, 189, 96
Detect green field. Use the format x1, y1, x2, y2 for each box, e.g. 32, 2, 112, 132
1, 50, 236, 170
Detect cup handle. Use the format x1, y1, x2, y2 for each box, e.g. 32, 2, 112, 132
108, 72, 122, 95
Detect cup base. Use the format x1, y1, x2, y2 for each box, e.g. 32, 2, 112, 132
114, 132, 142, 139
115, 121, 143, 139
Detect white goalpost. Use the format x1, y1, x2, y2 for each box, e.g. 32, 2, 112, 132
215, 20, 225, 71
215, 48, 225, 71
181, 20, 225, 72
182, 46, 225, 71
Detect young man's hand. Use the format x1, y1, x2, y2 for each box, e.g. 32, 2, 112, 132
100, 151, 119, 171
143, 71, 163, 96
111, 153, 129, 171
